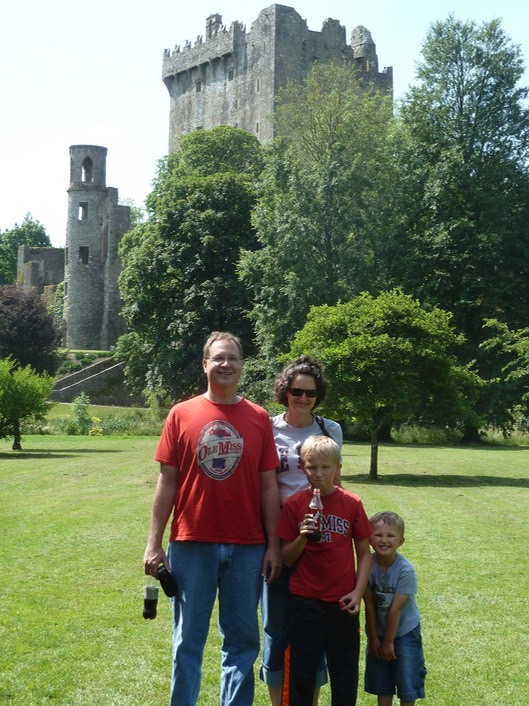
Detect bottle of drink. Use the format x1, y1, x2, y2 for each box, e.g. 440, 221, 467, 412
308, 487, 323, 542
143, 584, 159, 620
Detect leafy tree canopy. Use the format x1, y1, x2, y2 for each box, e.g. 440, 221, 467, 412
287, 291, 482, 479
390, 16, 529, 351
0, 358, 54, 450
117, 126, 263, 403
0, 286, 61, 375
239, 61, 396, 361
0, 213, 51, 285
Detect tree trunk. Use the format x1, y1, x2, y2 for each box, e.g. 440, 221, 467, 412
12, 420, 22, 450
460, 423, 483, 445
377, 418, 393, 443
369, 424, 379, 480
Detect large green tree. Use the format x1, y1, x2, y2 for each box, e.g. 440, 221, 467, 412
385, 16, 529, 434
0, 286, 60, 375
0, 213, 51, 285
287, 291, 482, 479
0, 359, 54, 450
117, 126, 263, 403
239, 61, 396, 361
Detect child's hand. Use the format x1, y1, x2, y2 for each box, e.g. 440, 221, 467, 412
338, 590, 361, 614
299, 513, 318, 538
381, 639, 397, 661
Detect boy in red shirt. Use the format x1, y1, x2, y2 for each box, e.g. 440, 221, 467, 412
277, 435, 372, 706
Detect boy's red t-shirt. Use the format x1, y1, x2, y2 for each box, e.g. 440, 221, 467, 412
276, 486, 371, 602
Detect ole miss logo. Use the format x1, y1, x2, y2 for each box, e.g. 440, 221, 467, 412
196, 420, 244, 480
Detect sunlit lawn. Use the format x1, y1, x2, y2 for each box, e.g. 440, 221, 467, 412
1, 435, 527, 705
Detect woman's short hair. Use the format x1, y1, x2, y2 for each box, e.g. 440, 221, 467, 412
274, 355, 328, 408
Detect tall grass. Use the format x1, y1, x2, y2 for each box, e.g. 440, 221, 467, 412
1, 436, 527, 705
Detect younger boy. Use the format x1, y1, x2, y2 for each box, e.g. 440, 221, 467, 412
276, 435, 372, 706
364, 511, 426, 706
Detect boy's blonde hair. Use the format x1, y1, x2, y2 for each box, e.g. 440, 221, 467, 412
300, 435, 341, 465
370, 511, 405, 536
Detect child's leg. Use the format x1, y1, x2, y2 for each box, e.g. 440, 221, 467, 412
377, 697, 394, 706
400, 702, 415, 706
325, 607, 360, 706
284, 596, 324, 705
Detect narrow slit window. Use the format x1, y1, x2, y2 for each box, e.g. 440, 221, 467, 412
78, 246, 89, 264
81, 157, 93, 183
79, 202, 88, 220
196, 80, 202, 93
228, 69, 234, 81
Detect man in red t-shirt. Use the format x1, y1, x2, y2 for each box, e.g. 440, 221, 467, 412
143, 332, 281, 706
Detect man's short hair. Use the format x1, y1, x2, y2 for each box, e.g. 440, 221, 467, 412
300, 435, 341, 465
203, 331, 243, 359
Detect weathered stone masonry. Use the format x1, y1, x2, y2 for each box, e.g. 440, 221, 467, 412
17, 5, 391, 352
163, 3, 392, 148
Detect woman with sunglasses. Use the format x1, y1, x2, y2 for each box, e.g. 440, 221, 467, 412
260, 355, 343, 706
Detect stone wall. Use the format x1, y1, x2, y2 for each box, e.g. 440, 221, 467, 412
163, 3, 393, 148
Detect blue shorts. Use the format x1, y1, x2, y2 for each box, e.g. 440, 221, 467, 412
364, 624, 426, 702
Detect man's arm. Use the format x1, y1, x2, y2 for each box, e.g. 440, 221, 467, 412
143, 463, 178, 577
259, 469, 282, 583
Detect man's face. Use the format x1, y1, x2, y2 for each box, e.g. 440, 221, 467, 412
202, 339, 243, 391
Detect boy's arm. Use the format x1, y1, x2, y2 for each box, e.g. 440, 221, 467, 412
339, 537, 371, 614
380, 592, 409, 660
281, 514, 315, 566
363, 585, 381, 657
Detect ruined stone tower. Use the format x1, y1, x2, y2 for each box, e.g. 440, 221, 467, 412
64, 145, 130, 350
163, 4, 392, 148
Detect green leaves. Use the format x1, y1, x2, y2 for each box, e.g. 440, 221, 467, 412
117, 128, 263, 402
288, 291, 482, 477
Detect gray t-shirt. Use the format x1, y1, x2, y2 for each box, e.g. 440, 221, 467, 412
272, 413, 343, 500
369, 552, 421, 638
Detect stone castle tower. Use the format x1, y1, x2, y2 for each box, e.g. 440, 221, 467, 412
63, 145, 130, 350
162, 3, 392, 148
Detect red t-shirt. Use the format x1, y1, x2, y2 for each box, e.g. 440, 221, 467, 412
276, 486, 372, 602
154, 395, 279, 544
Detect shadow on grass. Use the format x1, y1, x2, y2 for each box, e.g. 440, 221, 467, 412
0, 448, 123, 459
343, 473, 529, 488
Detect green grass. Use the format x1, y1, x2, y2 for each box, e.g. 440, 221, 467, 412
1, 436, 527, 705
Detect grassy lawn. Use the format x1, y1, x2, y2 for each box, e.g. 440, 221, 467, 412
1, 435, 527, 705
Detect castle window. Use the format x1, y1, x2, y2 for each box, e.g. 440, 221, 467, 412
65, 248, 69, 265
228, 69, 234, 81
256, 78, 260, 92
196, 80, 202, 93
81, 157, 93, 183
256, 122, 259, 134
234, 98, 238, 109
79, 202, 88, 220
78, 246, 89, 265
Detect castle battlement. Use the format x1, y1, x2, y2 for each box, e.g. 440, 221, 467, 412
162, 20, 246, 79
163, 4, 393, 148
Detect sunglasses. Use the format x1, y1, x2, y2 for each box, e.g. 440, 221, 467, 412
288, 388, 318, 398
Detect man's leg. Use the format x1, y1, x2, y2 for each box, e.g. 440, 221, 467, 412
218, 543, 265, 706
168, 541, 219, 706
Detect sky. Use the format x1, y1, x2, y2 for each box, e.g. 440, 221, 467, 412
1, 0, 529, 247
